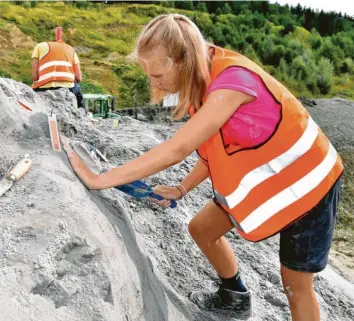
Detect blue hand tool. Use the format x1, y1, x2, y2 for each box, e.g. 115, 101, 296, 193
115, 180, 177, 208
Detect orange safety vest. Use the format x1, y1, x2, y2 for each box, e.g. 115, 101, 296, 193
190, 46, 343, 242
32, 41, 75, 89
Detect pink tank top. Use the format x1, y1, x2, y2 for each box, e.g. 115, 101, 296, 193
207, 67, 281, 148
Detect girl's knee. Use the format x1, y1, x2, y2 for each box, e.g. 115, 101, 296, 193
188, 219, 224, 249
188, 217, 203, 240
188, 201, 232, 244
188, 217, 215, 244
283, 283, 296, 300
281, 269, 315, 301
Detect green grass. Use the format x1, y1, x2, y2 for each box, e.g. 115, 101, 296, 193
80, 81, 106, 94
0, 2, 193, 107
333, 75, 354, 100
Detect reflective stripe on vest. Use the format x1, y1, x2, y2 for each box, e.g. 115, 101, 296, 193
38, 71, 75, 83
39, 60, 73, 72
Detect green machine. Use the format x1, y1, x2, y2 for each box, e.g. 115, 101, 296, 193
83, 94, 120, 119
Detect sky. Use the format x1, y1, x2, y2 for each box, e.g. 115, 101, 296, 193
268, 0, 354, 17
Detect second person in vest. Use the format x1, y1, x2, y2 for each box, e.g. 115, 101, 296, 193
60, 14, 343, 321
31, 27, 84, 110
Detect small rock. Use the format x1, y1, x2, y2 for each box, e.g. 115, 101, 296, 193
137, 113, 147, 121
264, 291, 287, 307
59, 221, 68, 230
267, 271, 281, 285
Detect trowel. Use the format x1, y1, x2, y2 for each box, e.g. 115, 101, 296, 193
0, 155, 33, 197
71, 142, 102, 174
115, 180, 177, 208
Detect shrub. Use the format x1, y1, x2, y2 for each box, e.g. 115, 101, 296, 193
316, 58, 334, 94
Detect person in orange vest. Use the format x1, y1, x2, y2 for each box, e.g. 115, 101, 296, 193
60, 14, 343, 321
32, 27, 84, 109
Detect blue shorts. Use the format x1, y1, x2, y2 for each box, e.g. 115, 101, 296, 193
279, 179, 341, 273
214, 178, 341, 273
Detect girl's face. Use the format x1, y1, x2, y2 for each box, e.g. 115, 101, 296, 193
139, 46, 180, 94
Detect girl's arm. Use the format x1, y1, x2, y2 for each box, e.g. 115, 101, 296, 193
62, 89, 252, 190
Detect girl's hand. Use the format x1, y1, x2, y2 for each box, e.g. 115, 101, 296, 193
150, 185, 182, 209
60, 135, 75, 158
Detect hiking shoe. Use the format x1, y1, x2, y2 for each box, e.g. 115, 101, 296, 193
190, 286, 252, 320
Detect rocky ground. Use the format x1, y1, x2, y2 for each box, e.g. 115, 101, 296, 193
0, 78, 353, 321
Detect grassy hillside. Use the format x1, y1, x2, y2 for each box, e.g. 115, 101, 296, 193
0, 1, 156, 107
0, 1, 354, 108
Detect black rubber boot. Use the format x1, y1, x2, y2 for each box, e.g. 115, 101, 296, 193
190, 286, 252, 320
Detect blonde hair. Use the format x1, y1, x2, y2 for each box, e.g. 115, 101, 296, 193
130, 14, 211, 119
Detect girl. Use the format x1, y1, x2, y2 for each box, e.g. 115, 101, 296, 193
61, 14, 343, 321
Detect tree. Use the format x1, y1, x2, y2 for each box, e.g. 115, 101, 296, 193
304, 8, 315, 31
260, 38, 285, 66
316, 58, 334, 94
290, 56, 308, 81
260, 2, 269, 14
205, 1, 224, 13
230, 1, 242, 14
308, 29, 322, 50
280, 16, 296, 35
318, 39, 345, 73
243, 44, 260, 64
196, 2, 207, 13
294, 3, 302, 16
74, 0, 91, 9
221, 3, 232, 15
331, 33, 354, 58
304, 58, 318, 92
253, 12, 266, 28
194, 12, 213, 35
160, 1, 174, 8
131, 75, 151, 106
113, 62, 151, 107
215, 7, 222, 16
210, 24, 225, 46
117, 84, 132, 108
175, 0, 193, 11
340, 58, 354, 74
279, 58, 288, 74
